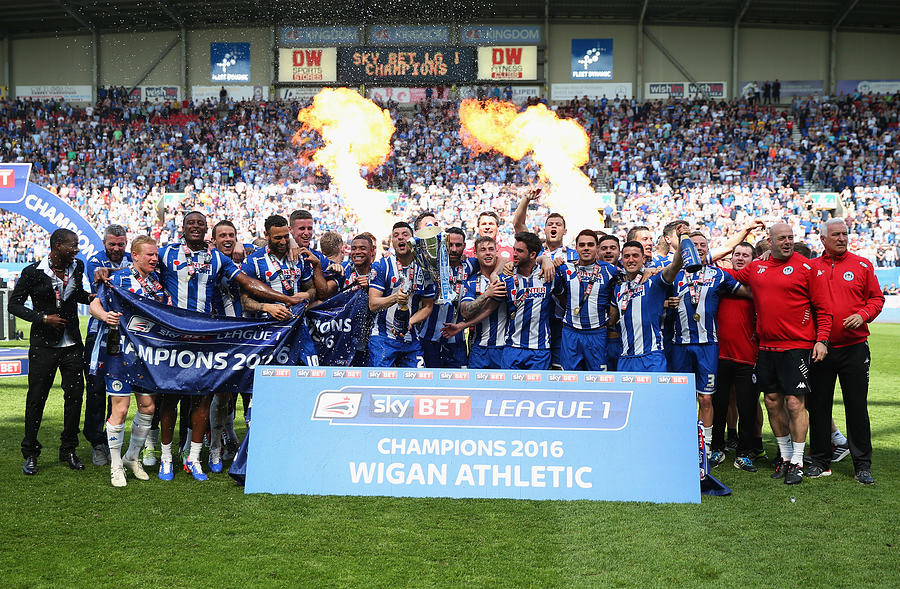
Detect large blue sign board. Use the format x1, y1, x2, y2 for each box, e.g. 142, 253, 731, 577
571, 38, 613, 80
0, 163, 103, 263
246, 368, 700, 503
211, 42, 251, 83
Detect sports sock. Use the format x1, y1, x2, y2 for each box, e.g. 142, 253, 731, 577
125, 412, 153, 462
106, 421, 125, 468
702, 426, 712, 456
181, 428, 192, 455
144, 427, 159, 451
776, 435, 792, 462
791, 441, 805, 466
189, 441, 202, 463
209, 395, 224, 454
225, 406, 238, 446
832, 429, 848, 446
161, 443, 173, 463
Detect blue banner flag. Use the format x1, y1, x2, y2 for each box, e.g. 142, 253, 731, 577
91, 284, 372, 394
303, 287, 371, 366
0, 163, 103, 263
95, 285, 305, 394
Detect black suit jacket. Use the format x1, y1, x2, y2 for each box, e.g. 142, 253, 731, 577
9, 260, 91, 348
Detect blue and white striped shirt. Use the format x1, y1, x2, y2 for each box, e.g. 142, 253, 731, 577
418, 258, 478, 343
86, 250, 132, 334
556, 261, 619, 330
502, 265, 563, 350
370, 254, 436, 343
614, 273, 672, 357
109, 266, 167, 302
157, 243, 242, 314
241, 246, 311, 295
671, 266, 740, 345
461, 273, 508, 348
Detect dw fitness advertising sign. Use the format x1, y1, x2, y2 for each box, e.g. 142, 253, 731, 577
246, 367, 700, 503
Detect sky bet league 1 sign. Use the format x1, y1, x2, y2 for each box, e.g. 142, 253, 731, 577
246, 367, 700, 503
0, 163, 103, 263
571, 38, 613, 80
211, 43, 251, 83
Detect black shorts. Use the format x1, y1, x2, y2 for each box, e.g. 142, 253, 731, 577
754, 348, 812, 396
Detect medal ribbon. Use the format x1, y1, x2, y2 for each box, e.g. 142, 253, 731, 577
267, 249, 297, 295
52, 268, 71, 309
182, 244, 211, 276
575, 264, 602, 313
131, 265, 166, 302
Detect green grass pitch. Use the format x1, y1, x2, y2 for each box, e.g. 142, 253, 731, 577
0, 321, 897, 587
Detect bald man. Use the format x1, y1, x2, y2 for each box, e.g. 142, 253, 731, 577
729, 223, 832, 485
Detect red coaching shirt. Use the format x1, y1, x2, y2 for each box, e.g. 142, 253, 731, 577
717, 284, 758, 365
730, 252, 832, 351
812, 251, 884, 347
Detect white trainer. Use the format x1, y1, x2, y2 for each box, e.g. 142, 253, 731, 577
111, 465, 127, 487
122, 457, 150, 481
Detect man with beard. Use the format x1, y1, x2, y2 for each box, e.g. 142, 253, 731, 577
368, 222, 435, 368
154, 212, 303, 481
610, 229, 687, 373
11, 229, 93, 475
241, 215, 310, 320
418, 227, 476, 368
289, 209, 333, 303
500, 232, 565, 370
513, 193, 578, 370
729, 223, 832, 485
555, 229, 620, 371
598, 234, 623, 369
83, 225, 131, 466
456, 236, 508, 369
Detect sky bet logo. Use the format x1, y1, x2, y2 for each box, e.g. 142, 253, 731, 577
370, 394, 471, 420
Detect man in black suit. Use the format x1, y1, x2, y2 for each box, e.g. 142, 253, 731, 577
10, 228, 92, 475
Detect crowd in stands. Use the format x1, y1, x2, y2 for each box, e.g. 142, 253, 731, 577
1, 90, 898, 266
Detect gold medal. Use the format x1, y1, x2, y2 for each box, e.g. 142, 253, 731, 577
573, 306, 580, 315
693, 312, 701, 321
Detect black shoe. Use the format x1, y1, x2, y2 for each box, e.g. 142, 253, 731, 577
770, 458, 787, 479
725, 436, 738, 453
749, 447, 769, 462
60, 451, 85, 470
806, 464, 832, 478
23, 456, 38, 475
855, 469, 875, 485
784, 462, 803, 485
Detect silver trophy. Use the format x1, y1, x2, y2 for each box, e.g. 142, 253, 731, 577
412, 225, 455, 303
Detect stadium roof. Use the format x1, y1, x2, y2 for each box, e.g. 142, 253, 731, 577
1, 0, 899, 36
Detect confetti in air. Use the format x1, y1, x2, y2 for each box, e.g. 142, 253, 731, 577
458, 99, 602, 236
294, 88, 395, 239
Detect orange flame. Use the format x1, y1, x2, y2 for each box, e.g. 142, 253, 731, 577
459, 99, 601, 237
294, 88, 395, 239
